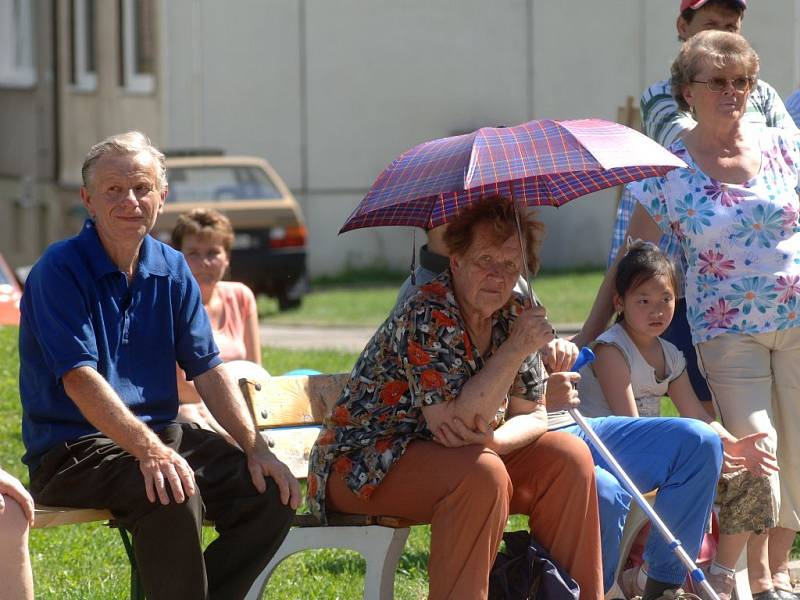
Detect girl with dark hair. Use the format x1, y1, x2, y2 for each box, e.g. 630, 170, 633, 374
578, 241, 778, 599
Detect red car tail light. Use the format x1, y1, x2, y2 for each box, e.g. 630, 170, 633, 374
269, 225, 307, 248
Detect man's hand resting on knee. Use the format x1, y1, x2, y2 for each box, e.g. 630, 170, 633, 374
246, 437, 301, 509
62, 366, 201, 505
139, 444, 197, 505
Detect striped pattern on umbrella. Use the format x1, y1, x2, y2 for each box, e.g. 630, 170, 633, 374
340, 119, 686, 233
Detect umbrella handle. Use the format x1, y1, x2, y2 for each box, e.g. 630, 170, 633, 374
511, 191, 543, 309
567, 348, 720, 600
571, 346, 595, 372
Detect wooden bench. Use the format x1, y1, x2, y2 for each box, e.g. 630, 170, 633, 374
239, 372, 413, 600
31, 370, 412, 600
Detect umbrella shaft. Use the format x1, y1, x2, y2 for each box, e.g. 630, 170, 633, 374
511, 194, 542, 308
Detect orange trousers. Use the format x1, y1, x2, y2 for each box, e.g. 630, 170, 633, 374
327, 431, 603, 600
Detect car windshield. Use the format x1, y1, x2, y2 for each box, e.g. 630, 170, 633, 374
167, 165, 282, 202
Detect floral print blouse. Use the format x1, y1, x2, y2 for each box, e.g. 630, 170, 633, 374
631, 127, 800, 344
307, 271, 545, 522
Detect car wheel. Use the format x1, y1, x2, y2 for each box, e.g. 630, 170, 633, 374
278, 295, 302, 311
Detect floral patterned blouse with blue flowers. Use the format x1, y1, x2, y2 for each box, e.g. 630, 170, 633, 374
306, 270, 545, 522
631, 127, 800, 344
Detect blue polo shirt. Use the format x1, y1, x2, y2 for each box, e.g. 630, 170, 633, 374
19, 220, 221, 470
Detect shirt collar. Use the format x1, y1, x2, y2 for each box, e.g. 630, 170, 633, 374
78, 220, 118, 280
78, 219, 170, 280
419, 244, 451, 274
137, 233, 170, 278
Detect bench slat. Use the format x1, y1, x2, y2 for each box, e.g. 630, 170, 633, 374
292, 513, 416, 529
34, 506, 113, 529
263, 426, 321, 480
241, 373, 349, 428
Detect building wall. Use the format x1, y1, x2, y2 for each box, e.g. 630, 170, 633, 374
161, 0, 303, 185
0, 0, 61, 268
1, 0, 796, 273
0, 0, 55, 181
56, 1, 164, 187
0, 178, 76, 268
0, 0, 168, 269
3, 1, 793, 274
161, 0, 800, 277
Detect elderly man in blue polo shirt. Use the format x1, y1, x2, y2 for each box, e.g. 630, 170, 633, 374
19, 131, 299, 600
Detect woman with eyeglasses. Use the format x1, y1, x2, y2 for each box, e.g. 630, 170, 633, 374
582, 30, 800, 600
308, 199, 607, 600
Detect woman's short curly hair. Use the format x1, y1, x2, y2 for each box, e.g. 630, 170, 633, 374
171, 208, 234, 253
443, 197, 545, 275
671, 30, 759, 112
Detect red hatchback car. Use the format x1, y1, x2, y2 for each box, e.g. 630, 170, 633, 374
0, 254, 22, 326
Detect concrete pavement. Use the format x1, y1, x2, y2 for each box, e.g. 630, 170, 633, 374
260, 322, 583, 352
260, 323, 377, 352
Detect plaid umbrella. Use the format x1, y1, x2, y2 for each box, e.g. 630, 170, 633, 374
339, 118, 686, 233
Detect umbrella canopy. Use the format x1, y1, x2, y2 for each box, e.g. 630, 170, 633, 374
340, 118, 686, 233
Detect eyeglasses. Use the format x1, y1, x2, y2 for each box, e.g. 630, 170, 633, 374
690, 77, 753, 92
471, 255, 520, 277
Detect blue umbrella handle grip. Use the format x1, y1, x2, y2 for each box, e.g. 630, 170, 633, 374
571, 346, 595, 372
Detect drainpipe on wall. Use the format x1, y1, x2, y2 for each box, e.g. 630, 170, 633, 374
51, 0, 60, 185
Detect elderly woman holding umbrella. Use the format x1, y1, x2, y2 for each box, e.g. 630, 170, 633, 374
578, 30, 800, 600
308, 198, 604, 599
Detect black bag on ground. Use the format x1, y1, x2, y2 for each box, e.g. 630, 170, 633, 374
488, 530, 580, 600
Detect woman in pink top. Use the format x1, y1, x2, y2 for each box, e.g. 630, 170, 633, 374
171, 209, 261, 443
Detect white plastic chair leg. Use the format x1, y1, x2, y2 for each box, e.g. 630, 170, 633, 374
362, 527, 410, 600
613, 495, 653, 588
244, 526, 410, 600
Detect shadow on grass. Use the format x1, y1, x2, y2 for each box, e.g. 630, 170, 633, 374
301, 548, 366, 575
397, 546, 430, 574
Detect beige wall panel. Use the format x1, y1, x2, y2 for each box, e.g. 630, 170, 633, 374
531, 0, 639, 121
304, 0, 530, 190
740, 0, 797, 96
304, 191, 423, 274
162, 0, 303, 188
527, 1, 638, 268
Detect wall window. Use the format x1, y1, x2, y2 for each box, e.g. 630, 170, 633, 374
119, 0, 155, 93
70, 0, 96, 90
0, 0, 36, 87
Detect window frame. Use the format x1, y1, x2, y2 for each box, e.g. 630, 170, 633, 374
119, 0, 155, 94
70, 0, 97, 91
0, 0, 36, 88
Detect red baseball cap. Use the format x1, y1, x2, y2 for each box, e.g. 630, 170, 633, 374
680, 0, 746, 12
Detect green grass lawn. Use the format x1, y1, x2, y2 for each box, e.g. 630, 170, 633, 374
0, 325, 436, 599
259, 268, 604, 327
0, 323, 515, 600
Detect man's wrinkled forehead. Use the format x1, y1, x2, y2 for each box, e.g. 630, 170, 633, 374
92, 151, 159, 184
